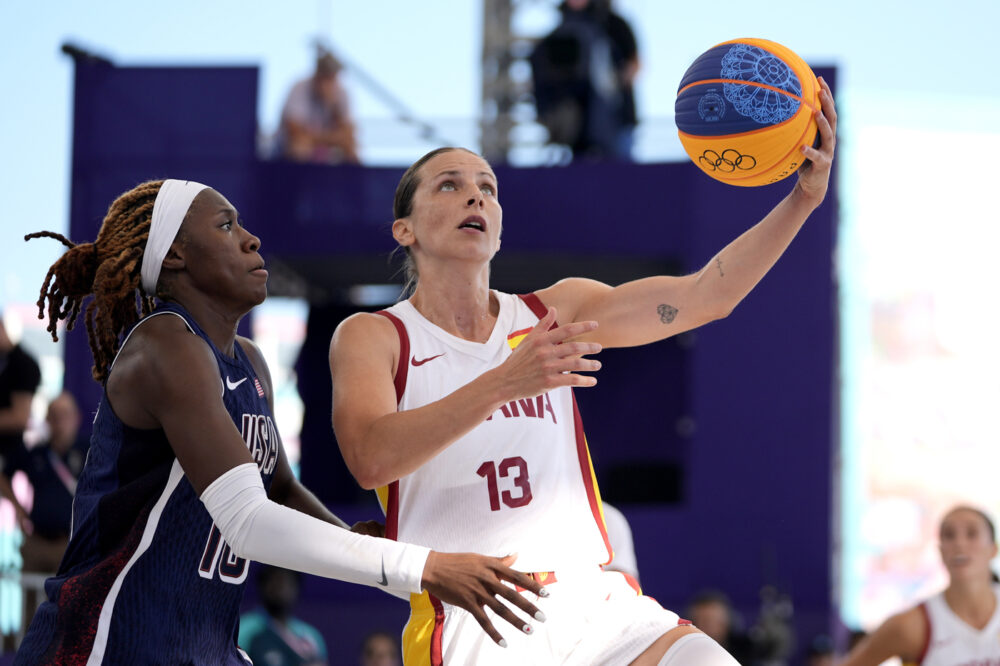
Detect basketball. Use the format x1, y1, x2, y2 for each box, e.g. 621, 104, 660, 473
675, 38, 820, 187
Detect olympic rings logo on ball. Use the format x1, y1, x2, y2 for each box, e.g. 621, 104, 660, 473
699, 149, 757, 173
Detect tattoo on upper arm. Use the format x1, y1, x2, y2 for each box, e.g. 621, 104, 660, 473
657, 304, 678, 324
715, 257, 724, 277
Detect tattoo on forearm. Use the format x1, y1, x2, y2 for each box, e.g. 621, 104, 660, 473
715, 257, 725, 277
657, 304, 678, 324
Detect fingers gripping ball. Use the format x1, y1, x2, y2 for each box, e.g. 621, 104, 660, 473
675, 38, 821, 187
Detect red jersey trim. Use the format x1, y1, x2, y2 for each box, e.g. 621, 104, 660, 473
375, 310, 408, 542
916, 602, 931, 664
520, 291, 612, 564
430, 593, 446, 666
384, 481, 400, 541
572, 394, 613, 564
518, 292, 551, 324
621, 571, 642, 595
375, 310, 409, 403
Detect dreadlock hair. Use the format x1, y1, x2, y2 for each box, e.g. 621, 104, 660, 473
26, 179, 165, 383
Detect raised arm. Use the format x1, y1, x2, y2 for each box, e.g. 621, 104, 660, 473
330, 308, 601, 490
539, 77, 837, 349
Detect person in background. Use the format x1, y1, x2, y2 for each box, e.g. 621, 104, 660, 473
595, 0, 640, 159
0, 391, 87, 573
600, 501, 639, 583
0, 315, 41, 652
277, 48, 359, 165
529, 0, 639, 161
359, 630, 401, 666
239, 565, 327, 666
839, 505, 1000, 665
686, 589, 756, 665
0, 316, 40, 471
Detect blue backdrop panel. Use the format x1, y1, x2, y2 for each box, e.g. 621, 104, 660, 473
66, 61, 258, 424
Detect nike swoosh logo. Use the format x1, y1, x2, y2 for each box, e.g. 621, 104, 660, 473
377, 556, 388, 586
411, 353, 445, 367
226, 376, 247, 390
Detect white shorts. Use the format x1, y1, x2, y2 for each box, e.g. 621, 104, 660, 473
401, 567, 688, 665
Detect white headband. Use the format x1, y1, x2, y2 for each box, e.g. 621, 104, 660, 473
140, 179, 209, 295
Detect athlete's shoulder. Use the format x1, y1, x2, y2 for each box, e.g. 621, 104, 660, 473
329, 311, 403, 388
331, 310, 401, 353
534, 278, 609, 323
114, 311, 213, 376
107, 311, 220, 427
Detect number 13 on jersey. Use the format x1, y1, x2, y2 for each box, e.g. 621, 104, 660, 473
477, 456, 533, 511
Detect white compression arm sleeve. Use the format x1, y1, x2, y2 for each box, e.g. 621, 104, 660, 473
200, 463, 429, 594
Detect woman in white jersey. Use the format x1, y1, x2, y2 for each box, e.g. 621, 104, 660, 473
330, 79, 836, 665
840, 506, 1000, 666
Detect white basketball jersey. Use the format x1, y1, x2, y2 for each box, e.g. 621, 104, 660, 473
919, 584, 1000, 666
375, 291, 611, 573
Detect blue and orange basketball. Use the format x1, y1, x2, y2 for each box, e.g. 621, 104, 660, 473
675, 38, 820, 187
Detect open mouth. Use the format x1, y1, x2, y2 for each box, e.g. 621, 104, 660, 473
459, 216, 486, 232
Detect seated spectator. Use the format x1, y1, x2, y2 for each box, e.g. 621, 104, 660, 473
239, 565, 327, 666
276, 49, 359, 165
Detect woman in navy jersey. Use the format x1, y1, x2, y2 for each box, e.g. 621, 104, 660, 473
841, 506, 1000, 666
329, 80, 836, 665
15, 180, 546, 665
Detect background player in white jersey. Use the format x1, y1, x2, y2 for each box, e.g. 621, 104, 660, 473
14, 180, 546, 664
840, 506, 1000, 666
329, 79, 836, 665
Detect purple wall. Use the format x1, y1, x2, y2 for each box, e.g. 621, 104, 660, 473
67, 61, 838, 662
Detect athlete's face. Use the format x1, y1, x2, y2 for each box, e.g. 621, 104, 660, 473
938, 508, 998, 583
170, 189, 267, 311
392, 150, 502, 267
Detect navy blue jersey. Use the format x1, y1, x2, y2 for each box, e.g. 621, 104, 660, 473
16, 303, 279, 665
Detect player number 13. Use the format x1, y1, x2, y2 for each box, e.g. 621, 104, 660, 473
476, 457, 533, 511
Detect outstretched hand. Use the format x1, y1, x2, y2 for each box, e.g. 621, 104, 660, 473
796, 76, 837, 206
421, 552, 548, 647
494, 307, 601, 401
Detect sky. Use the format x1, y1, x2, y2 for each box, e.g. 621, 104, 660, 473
3, 0, 999, 312
3, 0, 1000, 632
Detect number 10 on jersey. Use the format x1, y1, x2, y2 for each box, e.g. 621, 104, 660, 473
477, 456, 533, 511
